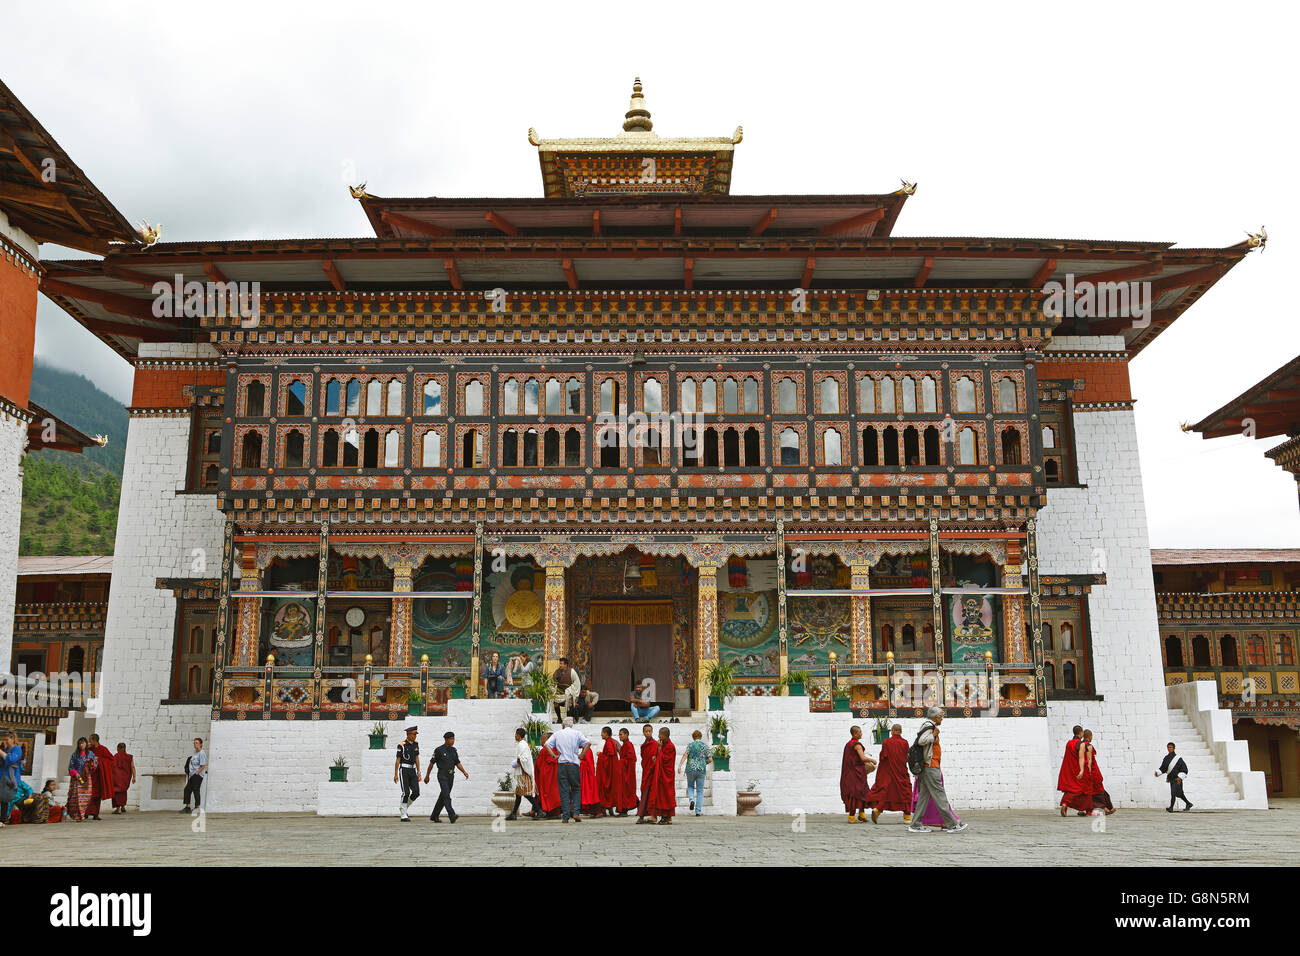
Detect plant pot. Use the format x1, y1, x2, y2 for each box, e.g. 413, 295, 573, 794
451, 685, 467, 700
707, 695, 722, 711
872, 728, 887, 745
833, 698, 851, 712
736, 791, 762, 816
368, 733, 387, 750
492, 792, 516, 814
531, 699, 547, 714
711, 732, 727, 746
713, 756, 731, 773
407, 702, 424, 716
329, 766, 348, 783
787, 682, 805, 696
527, 728, 543, 747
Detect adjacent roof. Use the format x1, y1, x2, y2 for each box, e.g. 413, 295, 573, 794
1191, 354, 1300, 440
17, 555, 114, 576
0, 78, 137, 252
1151, 548, 1300, 566
25, 401, 101, 453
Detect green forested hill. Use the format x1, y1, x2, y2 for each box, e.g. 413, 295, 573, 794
20, 363, 129, 555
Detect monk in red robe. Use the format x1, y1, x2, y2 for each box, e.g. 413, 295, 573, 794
86, 734, 116, 821
534, 732, 561, 819
111, 743, 136, 813
648, 727, 677, 823
1082, 730, 1114, 814
579, 745, 601, 817
635, 722, 659, 824
617, 728, 638, 815
1057, 724, 1091, 815
868, 724, 912, 824
596, 726, 620, 817
840, 725, 877, 822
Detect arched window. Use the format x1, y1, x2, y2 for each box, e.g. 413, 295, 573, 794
566, 379, 581, 414
1045, 460, 1060, 483
285, 379, 306, 416
723, 428, 740, 467
1191, 635, 1211, 667
189, 625, 203, 654
346, 379, 361, 416
187, 664, 201, 694
998, 378, 1017, 412
599, 428, 620, 468
523, 379, 538, 415
384, 430, 400, 467
883, 426, 899, 466
1062, 661, 1077, 690
203, 464, 219, 488
682, 426, 700, 467
923, 426, 940, 465
241, 431, 262, 469
363, 429, 380, 468
206, 431, 221, 454
545, 379, 561, 415
1001, 428, 1022, 465
285, 430, 305, 468
958, 427, 978, 465
723, 378, 739, 414
644, 426, 664, 466
902, 623, 916, 651
704, 428, 719, 467
680, 379, 697, 413
462, 430, 484, 468
387, 380, 403, 416
702, 378, 718, 413
901, 376, 916, 413
504, 379, 519, 415
880, 623, 894, 653
1246, 634, 1267, 665
643, 377, 662, 414
523, 428, 539, 467
777, 379, 796, 414
1219, 634, 1238, 667
423, 380, 442, 415
921, 376, 937, 412
861, 426, 878, 466
1042, 425, 1056, 449
600, 379, 618, 415
744, 427, 760, 466
1165, 635, 1184, 667
466, 380, 485, 416
1060, 622, 1075, 650
858, 379, 875, 413
246, 381, 265, 417
423, 431, 442, 468
564, 427, 581, 466
366, 379, 383, 416
823, 428, 842, 466
343, 429, 359, 467
902, 427, 919, 466
325, 380, 340, 415
543, 429, 560, 466
780, 428, 799, 465
743, 378, 759, 413
880, 377, 895, 413
954, 376, 976, 412
820, 378, 840, 414
502, 429, 518, 467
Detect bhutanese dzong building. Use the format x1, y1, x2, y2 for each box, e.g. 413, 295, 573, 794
31, 81, 1269, 812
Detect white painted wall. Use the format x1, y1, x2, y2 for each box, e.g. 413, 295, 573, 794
0, 413, 26, 673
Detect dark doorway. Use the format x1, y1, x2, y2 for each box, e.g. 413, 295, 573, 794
589, 608, 674, 712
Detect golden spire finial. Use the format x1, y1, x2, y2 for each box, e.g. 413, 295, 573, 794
623, 77, 653, 133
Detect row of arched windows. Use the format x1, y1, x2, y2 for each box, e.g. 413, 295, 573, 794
318, 378, 404, 418
502, 427, 583, 467
1164, 632, 1295, 668
503, 378, 582, 416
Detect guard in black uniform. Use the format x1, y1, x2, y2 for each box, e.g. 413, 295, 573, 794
394, 726, 421, 822
425, 730, 469, 822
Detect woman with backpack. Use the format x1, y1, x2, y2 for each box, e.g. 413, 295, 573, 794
907, 707, 967, 833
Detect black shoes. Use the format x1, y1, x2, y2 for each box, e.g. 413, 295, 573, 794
180, 806, 191, 814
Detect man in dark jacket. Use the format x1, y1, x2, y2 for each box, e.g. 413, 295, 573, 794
1155, 742, 1192, 812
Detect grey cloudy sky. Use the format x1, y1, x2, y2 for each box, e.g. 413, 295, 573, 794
7, 0, 1297, 547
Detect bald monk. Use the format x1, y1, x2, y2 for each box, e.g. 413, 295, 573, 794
86, 734, 116, 821
617, 728, 638, 815
648, 726, 677, 824
840, 725, 877, 823
635, 723, 659, 824
579, 743, 601, 818
596, 726, 620, 817
534, 732, 561, 819
1058, 724, 1091, 816
868, 724, 912, 824
1082, 729, 1115, 815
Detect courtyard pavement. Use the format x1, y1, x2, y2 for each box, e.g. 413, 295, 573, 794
4, 801, 1295, 867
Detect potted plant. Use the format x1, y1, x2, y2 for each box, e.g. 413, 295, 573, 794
524, 716, 550, 748
450, 674, 468, 700
368, 722, 388, 750
492, 772, 516, 814
329, 755, 349, 783
711, 742, 731, 773
737, 779, 762, 816
871, 715, 891, 745
525, 668, 555, 714
832, 686, 852, 713
782, 670, 810, 696
705, 658, 737, 710
709, 713, 729, 745
406, 690, 425, 716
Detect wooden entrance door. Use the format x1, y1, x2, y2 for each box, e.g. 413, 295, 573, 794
589, 609, 674, 709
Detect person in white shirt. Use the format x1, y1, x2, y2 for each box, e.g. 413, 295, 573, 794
506, 727, 537, 821
552, 657, 582, 721
545, 717, 591, 823
630, 677, 660, 721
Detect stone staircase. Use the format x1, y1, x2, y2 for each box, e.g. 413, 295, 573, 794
1164, 681, 1267, 809
1163, 710, 1244, 808
316, 699, 718, 816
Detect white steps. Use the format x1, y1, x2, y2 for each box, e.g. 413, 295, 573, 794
1163, 681, 1268, 809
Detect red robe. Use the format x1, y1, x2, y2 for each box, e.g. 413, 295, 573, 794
648, 738, 677, 817
636, 737, 659, 817
618, 739, 638, 812
1086, 744, 1113, 810
1058, 737, 1091, 811
535, 744, 561, 816
867, 735, 912, 812
86, 744, 115, 817
597, 737, 620, 809
579, 747, 601, 814
112, 751, 134, 808
840, 738, 871, 813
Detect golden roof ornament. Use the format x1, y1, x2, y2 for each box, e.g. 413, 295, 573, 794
1246, 226, 1267, 252
348, 182, 371, 199
622, 77, 653, 134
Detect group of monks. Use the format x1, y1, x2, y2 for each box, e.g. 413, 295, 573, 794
531, 724, 680, 823
840, 724, 916, 824
1057, 725, 1115, 816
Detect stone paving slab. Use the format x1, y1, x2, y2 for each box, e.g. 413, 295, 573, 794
4, 802, 1295, 867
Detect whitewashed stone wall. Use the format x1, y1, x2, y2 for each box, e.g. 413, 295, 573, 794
1036, 336, 1171, 808
96, 344, 223, 810
0, 413, 26, 673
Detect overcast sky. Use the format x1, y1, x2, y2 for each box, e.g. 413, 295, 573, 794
7, 1, 1297, 547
